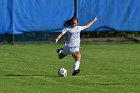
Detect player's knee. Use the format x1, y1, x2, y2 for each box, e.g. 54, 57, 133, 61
78, 55, 81, 58
77, 56, 81, 61
74, 56, 80, 61
77, 54, 81, 59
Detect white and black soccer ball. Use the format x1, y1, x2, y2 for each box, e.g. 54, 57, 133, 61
58, 68, 67, 77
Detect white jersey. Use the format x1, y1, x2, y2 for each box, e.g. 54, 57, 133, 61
62, 26, 84, 47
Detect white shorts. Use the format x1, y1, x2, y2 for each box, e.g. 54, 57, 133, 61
62, 46, 80, 55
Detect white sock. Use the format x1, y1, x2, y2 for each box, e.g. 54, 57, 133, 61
73, 61, 80, 71
59, 50, 62, 54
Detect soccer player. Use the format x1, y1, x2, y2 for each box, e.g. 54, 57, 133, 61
55, 17, 98, 76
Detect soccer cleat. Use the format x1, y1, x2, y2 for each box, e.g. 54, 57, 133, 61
72, 69, 80, 76
57, 48, 63, 53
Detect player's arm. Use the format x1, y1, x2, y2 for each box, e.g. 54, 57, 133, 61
82, 17, 98, 30
55, 28, 67, 43
55, 32, 64, 43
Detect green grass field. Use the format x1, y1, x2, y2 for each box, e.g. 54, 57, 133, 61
0, 43, 140, 93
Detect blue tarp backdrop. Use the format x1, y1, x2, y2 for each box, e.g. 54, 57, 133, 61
0, 0, 13, 34
13, 0, 74, 34
77, 0, 140, 32
0, 0, 74, 34
0, 0, 140, 34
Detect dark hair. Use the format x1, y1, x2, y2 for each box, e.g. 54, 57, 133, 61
64, 17, 78, 27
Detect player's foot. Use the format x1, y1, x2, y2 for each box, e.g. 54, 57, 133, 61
72, 69, 80, 76
57, 48, 63, 53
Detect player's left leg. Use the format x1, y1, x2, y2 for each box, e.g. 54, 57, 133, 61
58, 52, 67, 59
57, 46, 69, 59
56, 48, 63, 53
72, 51, 81, 76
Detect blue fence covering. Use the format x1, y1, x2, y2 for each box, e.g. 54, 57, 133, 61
78, 0, 140, 32
0, 0, 12, 34
0, 0, 74, 34
13, 0, 74, 34
0, 0, 140, 34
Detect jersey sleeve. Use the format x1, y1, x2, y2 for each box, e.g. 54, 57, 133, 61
62, 28, 68, 34
78, 26, 84, 31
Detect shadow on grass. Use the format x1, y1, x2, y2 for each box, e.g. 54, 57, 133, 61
5, 74, 58, 77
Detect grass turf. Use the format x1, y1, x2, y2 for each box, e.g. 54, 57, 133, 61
0, 43, 140, 93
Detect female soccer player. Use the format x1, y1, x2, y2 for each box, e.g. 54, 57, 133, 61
55, 17, 98, 76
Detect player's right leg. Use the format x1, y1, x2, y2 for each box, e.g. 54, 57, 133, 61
72, 51, 81, 76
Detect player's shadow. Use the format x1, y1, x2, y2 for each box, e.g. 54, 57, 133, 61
5, 74, 58, 77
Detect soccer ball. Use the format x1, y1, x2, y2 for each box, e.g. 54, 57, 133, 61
58, 68, 67, 77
